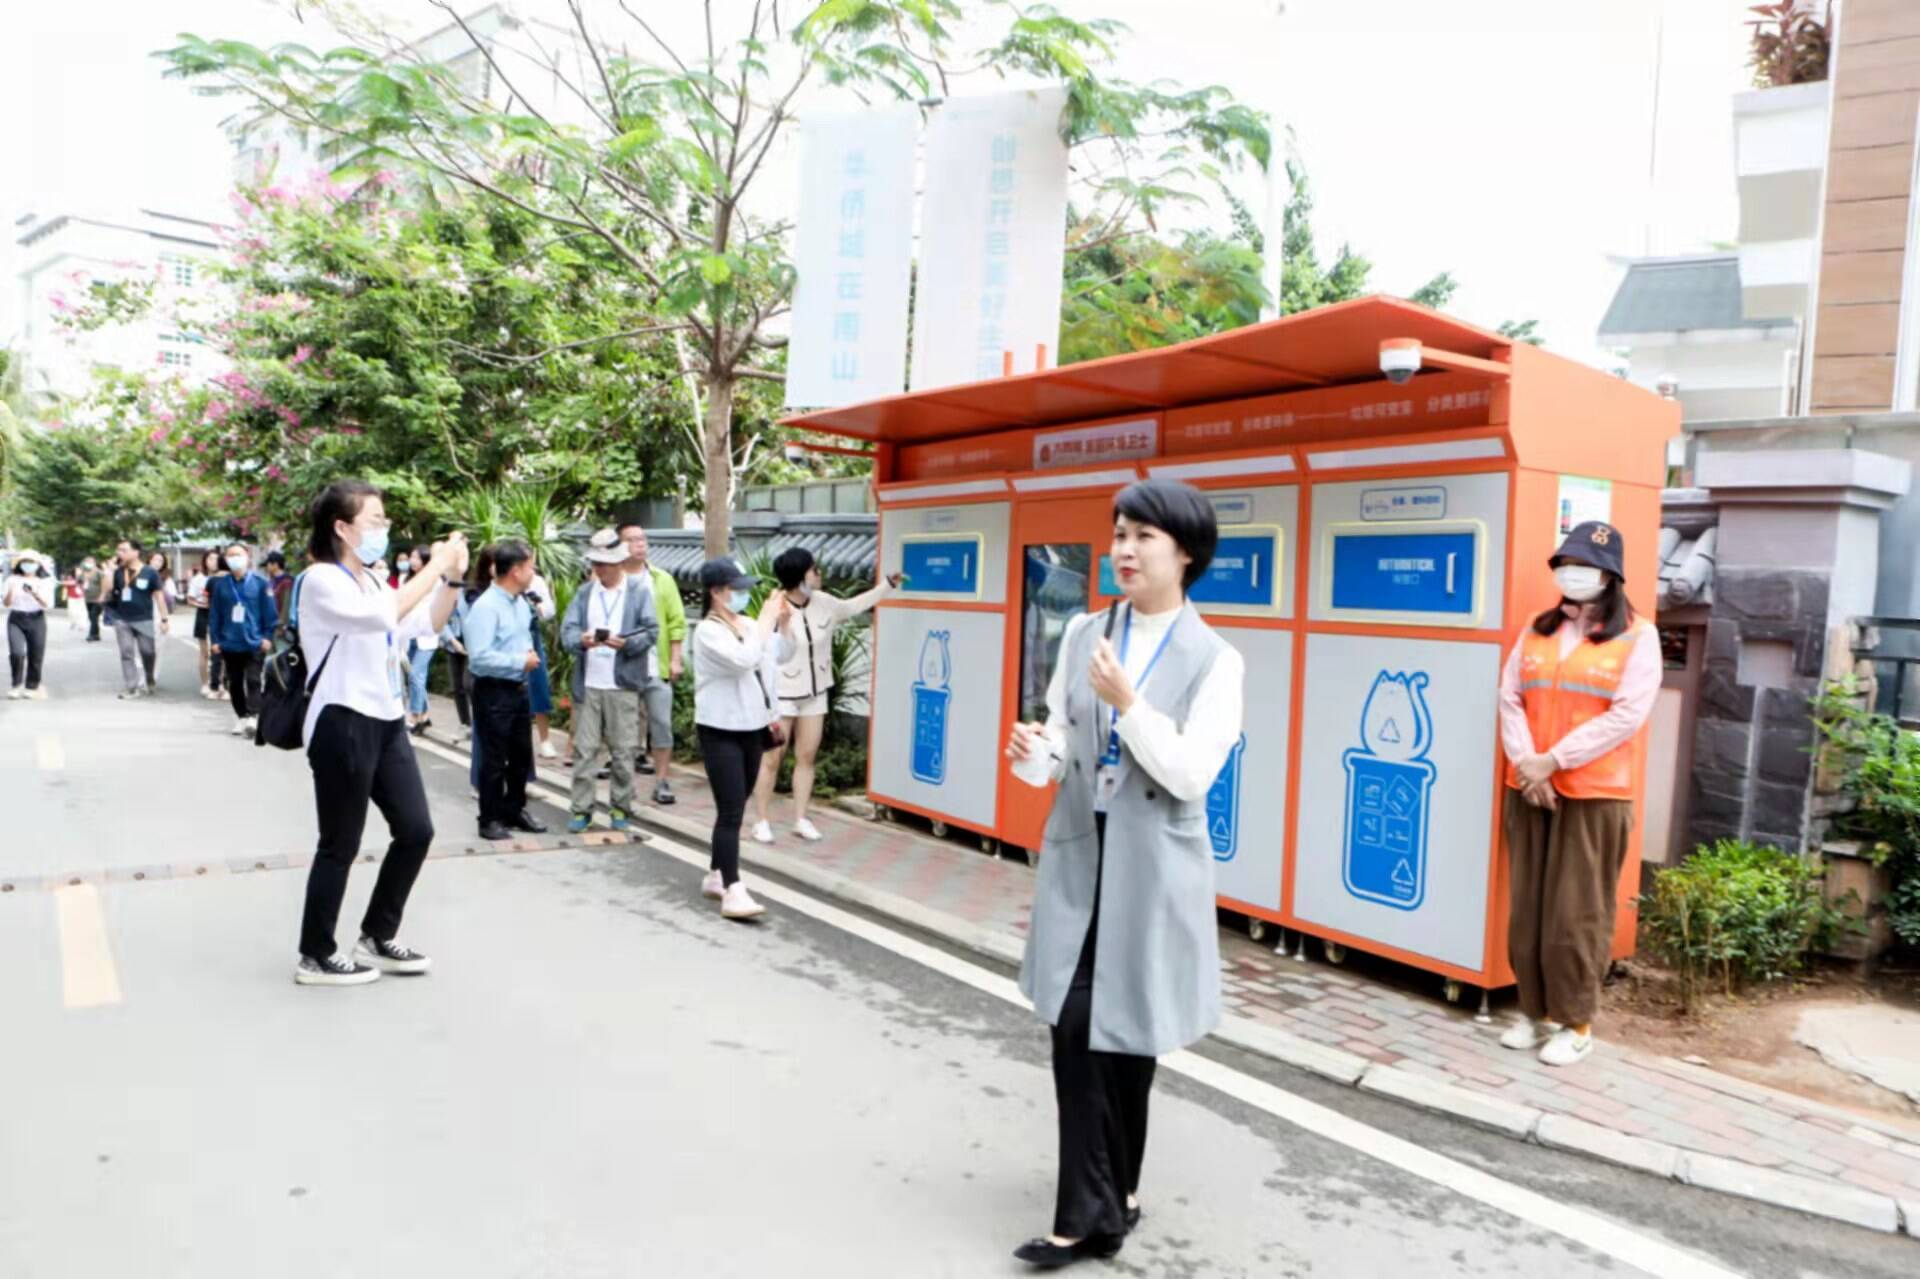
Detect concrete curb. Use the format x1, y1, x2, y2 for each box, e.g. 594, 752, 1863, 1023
420, 723, 1917, 1241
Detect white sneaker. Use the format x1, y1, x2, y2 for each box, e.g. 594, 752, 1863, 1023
793, 817, 824, 842
199, 684, 211, 697
1498, 1017, 1559, 1051
539, 740, 559, 760
751, 820, 774, 844
720, 882, 766, 920
28, 689, 47, 701
229, 719, 249, 736
1538, 1027, 1594, 1067
5, 688, 22, 700
701, 870, 725, 900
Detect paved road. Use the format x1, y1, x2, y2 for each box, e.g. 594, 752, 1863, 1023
3, 623, 1913, 1278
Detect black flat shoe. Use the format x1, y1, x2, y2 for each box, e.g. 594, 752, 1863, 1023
1012, 1235, 1123, 1269
478, 821, 513, 841
1125, 1203, 1141, 1231
509, 811, 548, 834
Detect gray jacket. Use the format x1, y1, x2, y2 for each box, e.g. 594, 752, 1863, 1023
1018, 603, 1229, 1057
560, 577, 660, 697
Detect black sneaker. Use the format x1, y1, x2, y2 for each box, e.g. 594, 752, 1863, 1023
636, 755, 656, 775
354, 935, 432, 975
294, 954, 380, 986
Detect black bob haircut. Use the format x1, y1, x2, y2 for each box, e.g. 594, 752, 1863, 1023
1112, 479, 1218, 591
773, 547, 815, 590
308, 478, 381, 564
490, 539, 534, 578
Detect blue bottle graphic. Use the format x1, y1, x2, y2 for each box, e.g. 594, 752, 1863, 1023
911, 630, 953, 785
1341, 671, 1436, 911
1206, 735, 1247, 862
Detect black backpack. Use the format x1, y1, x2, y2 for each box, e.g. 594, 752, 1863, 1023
254, 571, 335, 750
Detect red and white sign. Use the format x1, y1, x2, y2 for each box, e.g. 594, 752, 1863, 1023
1033, 417, 1158, 470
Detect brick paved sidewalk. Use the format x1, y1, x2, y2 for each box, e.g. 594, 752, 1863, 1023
424, 694, 1920, 1234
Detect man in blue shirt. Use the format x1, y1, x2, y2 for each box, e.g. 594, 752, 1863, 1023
207, 543, 279, 736
463, 539, 547, 840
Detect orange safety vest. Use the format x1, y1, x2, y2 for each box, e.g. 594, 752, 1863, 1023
1507, 618, 1653, 800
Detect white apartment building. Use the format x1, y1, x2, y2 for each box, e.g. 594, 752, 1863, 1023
10, 208, 229, 415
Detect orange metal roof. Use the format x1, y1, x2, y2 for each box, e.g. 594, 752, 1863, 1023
781, 295, 1511, 445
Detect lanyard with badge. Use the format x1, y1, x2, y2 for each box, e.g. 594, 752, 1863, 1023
1099, 603, 1180, 768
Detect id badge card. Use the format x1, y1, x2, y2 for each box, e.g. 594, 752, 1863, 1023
1100, 723, 1122, 767
388, 651, 404, 699
231, 603, 247, 623
122, 586, 133, 603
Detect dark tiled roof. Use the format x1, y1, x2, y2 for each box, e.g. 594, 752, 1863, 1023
638, 515, 878, 591
1657, 524, 1716, 610
1599, 256, 1779, 337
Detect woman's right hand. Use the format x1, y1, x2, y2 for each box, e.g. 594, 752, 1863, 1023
1006, 721, 1045, 763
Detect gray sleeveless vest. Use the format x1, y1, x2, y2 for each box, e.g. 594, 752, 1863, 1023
1017, 602, 1228, 1056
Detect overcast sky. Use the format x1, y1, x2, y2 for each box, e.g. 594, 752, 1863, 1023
2, 0, 1755, 368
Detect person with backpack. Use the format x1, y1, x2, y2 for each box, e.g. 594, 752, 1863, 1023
207, 543, 279, 737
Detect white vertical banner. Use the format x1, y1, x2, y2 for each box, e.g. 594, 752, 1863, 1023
785, 107, 917, 408
911, 86, 1070, 392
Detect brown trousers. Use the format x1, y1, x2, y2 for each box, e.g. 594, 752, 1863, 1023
1503, 788, 1633, 1026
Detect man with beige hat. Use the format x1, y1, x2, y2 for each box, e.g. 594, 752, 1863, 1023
559, 528, 661, 833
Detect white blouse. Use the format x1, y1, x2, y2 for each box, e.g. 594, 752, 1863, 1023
692, 615, 796, 731
3, 575, 55, 613
298, 563, 440, 745
1016, 604, 1245, 808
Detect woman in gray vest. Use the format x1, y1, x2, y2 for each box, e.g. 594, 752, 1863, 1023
1005, 479, 1245, 1269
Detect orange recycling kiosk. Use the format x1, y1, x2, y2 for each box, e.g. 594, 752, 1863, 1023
782, 297, 1677, 997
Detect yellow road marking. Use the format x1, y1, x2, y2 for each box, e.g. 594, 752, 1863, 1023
55, 884, 124, 1009
36, 735, 65, 770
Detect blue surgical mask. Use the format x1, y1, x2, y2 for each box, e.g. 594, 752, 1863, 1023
350, 525, 389, 567
728, 589, 751, 613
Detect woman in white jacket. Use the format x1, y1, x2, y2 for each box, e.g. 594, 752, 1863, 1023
691, 557, 794, 920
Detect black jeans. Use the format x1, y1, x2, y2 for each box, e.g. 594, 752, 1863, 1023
7, 612, 47, 689
221, 648, 261, 718
697, 724, 765, 887
1051, 813, 1156, 1240
445, 651, 472, 727
300, 706, 435, 960
85, 601, 102, 640
473, 676, 532, 825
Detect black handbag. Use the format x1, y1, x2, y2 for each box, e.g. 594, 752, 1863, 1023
254, 573, 336, 751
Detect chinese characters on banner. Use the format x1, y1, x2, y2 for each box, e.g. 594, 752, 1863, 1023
1032, 417, 1159, 470
785, 109, 917, 408
912, 87, 1071, 392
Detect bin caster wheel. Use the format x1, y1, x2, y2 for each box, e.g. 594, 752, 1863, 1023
1323, 941, 1347, 966
980, 836, 999, 856
931, 820, 949, 839
1247, 918, 1267, 943
1474, 988, 1493, 1025
873, 805, 890, 823
1443, 979, 1462, 1005
1026, 849, 1039, 869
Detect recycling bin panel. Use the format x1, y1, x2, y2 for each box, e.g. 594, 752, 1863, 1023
868, 607, 1005, 830
1308, 472, 1508, 631
1208, 626, 1291, 913
1292, 633, 1501, 973
883, 502, 1011, 606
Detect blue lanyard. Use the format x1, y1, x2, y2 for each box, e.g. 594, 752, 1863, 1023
1105, 603, 1181, 754
593, 584, 621, 630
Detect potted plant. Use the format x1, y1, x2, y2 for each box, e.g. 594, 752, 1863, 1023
1748, 2, 1831, 89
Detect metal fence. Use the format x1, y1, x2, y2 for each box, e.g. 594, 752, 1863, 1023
1853, 617, 1920, 727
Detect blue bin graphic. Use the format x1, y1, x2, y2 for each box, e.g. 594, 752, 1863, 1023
1206, 735, 1247, 862
911, 630, 953, 785
1341, 670, 1436, 911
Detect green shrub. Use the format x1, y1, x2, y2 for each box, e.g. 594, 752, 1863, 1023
1638, 840, 1856, 1011
1812, 678, 1920, 949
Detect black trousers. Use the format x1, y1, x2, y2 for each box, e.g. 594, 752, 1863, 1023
697, 724, 765, 887
1051, 813, 1157, 1241
85, 601, 102, 641
221, 648, 261, 718
300, 706, 435, 960
7, 612, 47, 689
445, 651, 472, 727
473, 676, 532, 825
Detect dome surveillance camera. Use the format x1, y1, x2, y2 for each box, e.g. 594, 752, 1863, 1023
1379, 338, 1422, 386
783, 442, 808, 465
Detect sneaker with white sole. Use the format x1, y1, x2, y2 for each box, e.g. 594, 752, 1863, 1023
229, 719, 250, 736
720, 882, 766, 920
353, 935, 432, 975
701, 870, 725, 900
1498, 1017, 1560, 1051
1538, 1027, 1594, 1067
28, 689, 47, 700
539, 740, 559, 760
294, 954, 381, 986
793, 817, 824, 842
5, 689, 22, 700
751, 820, 774, 844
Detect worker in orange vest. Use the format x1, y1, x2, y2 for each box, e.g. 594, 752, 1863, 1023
1496, 521, 1659, 1067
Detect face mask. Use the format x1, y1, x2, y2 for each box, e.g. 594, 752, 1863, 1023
792, 584, 813, 604
226, 555, 248, 572
728, 589, 752, 613
1554, 564, 1605, 602
346, 524, 389, 567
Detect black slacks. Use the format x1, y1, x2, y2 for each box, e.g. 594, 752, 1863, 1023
221, 648, 262, 718
7, 612, 47, 689
1050, 812, 1156, 1241
473, 676, 532, 825
85, 601, 102, 640
300, 706, 435, 960
697, 723, 765, 887
446, 651, 472, 727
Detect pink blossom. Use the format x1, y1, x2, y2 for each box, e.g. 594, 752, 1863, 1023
289, 344, 314, 366
148, 427, 166, 445
48, 292, 70, 314
265, 464, 285, 481
340, 426, 364, 437
262, 185, 290, 204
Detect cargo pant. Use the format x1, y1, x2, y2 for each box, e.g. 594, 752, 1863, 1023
570, 685, 639, 817
1502, 788, 1633, 1026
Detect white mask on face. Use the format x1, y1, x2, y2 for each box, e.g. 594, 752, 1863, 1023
226, 554, 248, 572
1554, 564, 1605, 602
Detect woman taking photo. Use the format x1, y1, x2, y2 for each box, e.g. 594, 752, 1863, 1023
1497, 521, 1658, 1067
690, 557, 793, 921
293, 479, 467, 986
1004, 479, 1243, 1270
5, 552, 57, 699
